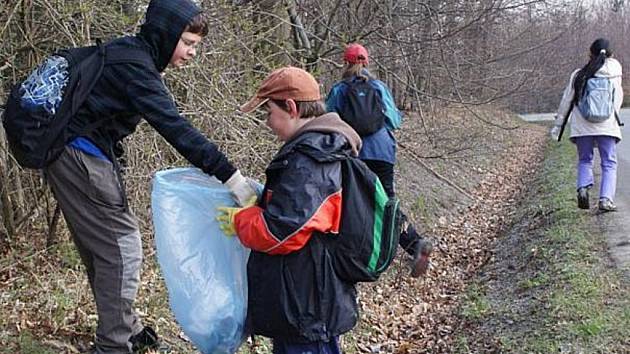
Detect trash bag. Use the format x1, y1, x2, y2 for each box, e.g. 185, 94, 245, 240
151, 167, 250, 354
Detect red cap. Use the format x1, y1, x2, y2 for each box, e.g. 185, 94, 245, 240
343, 43, 369, 65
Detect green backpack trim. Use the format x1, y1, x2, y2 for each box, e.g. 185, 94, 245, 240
376, 197, 399, 273
367, 179, 388, 272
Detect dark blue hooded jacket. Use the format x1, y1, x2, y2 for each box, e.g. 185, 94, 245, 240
243, 113, 361, 343
68, 0, 236, 182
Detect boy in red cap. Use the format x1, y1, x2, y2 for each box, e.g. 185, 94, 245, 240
218, 66, 360, 353
327, 43, 433, 278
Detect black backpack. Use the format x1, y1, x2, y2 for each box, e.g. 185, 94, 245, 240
1, 41, 150, 169
327, 156, 401, 283
338, 78, 387, 136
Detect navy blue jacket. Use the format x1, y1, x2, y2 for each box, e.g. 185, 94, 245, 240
244, 114, 361, 342
68, 0, 235, 181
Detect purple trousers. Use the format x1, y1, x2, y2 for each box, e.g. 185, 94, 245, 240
575, 136, 618, 201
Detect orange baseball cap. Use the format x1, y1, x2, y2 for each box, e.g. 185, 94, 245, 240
343, 43, 369, 65
240, 66, 321, 113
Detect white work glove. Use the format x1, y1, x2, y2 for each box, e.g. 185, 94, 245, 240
224, 170, 257, 207
550, 126, 560, 141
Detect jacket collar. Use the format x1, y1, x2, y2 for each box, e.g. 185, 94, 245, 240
273, 113, 362, 164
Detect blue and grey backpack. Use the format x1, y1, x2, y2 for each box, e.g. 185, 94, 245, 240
2, 41, 150, 169
576, 76, 616, 123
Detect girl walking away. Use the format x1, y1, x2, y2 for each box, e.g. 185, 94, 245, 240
551, 38, 623, 212
326, 43, 433, 277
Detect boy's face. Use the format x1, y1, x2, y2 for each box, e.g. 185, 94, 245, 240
264, 100, 299, 142
169, 31, 202, 68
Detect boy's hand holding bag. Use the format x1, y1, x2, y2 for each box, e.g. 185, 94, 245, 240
216, 196, 257, 237
216, 206, 241, 236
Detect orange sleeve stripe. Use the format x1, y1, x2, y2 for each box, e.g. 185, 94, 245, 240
234, 190, 342, 255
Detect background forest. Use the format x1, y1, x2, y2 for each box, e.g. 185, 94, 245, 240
1, 0, 629, 248
0, 0, 629, 353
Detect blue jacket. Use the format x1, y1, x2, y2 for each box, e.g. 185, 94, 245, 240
326, 74, 401, 164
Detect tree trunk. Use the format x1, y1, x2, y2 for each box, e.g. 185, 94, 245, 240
0, 225, 7, 252
0, 127, 15, 239
46, 203, 61, 248
253, 0, 292, 67
0, 192, 9, 251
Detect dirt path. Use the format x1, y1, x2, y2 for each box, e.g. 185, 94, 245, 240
599, 108, 630, 277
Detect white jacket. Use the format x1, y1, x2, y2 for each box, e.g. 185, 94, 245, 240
554, 57, 623, 141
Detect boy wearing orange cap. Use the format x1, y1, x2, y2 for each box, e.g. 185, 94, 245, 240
218, 67, 360, 353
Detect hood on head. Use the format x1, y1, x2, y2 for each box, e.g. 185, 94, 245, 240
596, 58, 622, 78
138, 0, 201, 72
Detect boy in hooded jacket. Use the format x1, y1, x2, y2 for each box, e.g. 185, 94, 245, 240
217, 66, 360, 353
43, 0, 256, 353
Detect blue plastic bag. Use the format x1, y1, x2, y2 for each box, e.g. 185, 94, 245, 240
151, 168, 250, 354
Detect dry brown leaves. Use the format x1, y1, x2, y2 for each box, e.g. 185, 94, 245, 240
0, 107, 548, 354
347, 111, 548, 353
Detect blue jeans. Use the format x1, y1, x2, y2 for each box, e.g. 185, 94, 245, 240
575, 135, 618, 201
272, 337, 341, 354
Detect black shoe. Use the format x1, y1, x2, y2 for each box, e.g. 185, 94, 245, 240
598, 198, 617, 212
577, 187, 589, 209
130, 326, 169, 353
410, 239, 433, 278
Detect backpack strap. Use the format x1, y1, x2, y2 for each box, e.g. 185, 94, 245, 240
615, 110, 624, 126
612, 85, 624, 126
84, 44, 152, 211
557, 104, 573, 142
105, 46, 154, 67
72, 44, 153, 136
96, 38, 105, 56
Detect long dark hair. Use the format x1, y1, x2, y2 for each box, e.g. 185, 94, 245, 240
573, 38, 613, 103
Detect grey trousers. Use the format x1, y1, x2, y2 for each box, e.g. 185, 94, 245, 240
45, 147, 143, 353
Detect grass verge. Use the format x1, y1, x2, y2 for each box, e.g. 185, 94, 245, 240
456, 139, 630, 353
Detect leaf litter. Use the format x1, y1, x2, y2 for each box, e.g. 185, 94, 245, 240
0, 108, 548, 353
